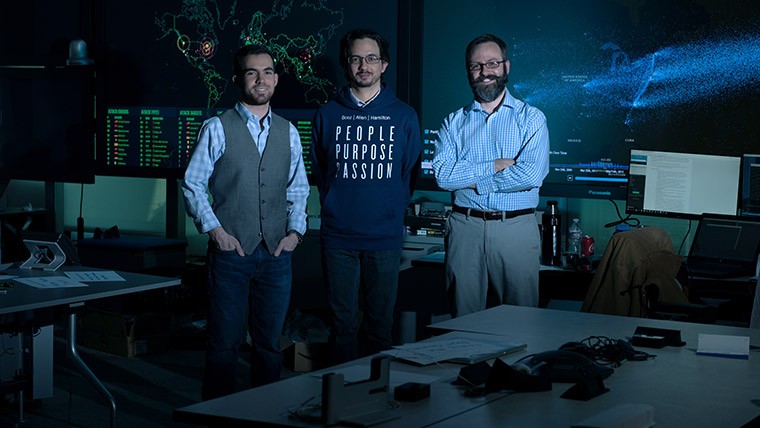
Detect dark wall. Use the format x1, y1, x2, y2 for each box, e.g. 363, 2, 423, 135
0, 1, 93, 66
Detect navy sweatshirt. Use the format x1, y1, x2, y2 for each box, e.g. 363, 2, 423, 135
311, 84, 422, 250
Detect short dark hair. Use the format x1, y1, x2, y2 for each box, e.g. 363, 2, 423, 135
233, 44, 276, 79
339, 28, 390, 80
465, 34, 508, 68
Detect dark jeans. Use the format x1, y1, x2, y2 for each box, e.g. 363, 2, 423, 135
322, 247, 402, 365
201, 243, 292, 400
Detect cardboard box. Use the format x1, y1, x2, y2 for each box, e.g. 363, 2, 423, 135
279, 337, 328, 372
78, 309, 170, 358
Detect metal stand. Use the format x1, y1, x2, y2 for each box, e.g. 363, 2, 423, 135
67, 311, 117, 428
321, 356, 399, 426
19, 240, 67, 271
17, 390, 24, 423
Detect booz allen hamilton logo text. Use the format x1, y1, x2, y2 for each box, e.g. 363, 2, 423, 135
335, 114, 395, 180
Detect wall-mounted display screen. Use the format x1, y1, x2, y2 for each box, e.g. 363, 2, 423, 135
102, 106, 222, 175
415, 0, 760, 198
94, 0, 397, 180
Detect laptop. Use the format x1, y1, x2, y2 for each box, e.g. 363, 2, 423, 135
685, 215, 760, 278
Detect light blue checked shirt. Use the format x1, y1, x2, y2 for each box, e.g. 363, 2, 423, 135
432, 90, 550, 211
182, 102, 310, 235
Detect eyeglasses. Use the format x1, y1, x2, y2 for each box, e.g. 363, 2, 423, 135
467, 60, 506, 72
348, 55, 383, 65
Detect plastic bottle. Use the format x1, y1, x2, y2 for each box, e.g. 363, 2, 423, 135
541, 201, 562, 266
568, 218, 583, 255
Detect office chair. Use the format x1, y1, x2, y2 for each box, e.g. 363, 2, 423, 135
581, 226, 696, 319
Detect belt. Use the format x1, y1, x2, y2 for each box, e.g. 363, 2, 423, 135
452, 205, 535, 221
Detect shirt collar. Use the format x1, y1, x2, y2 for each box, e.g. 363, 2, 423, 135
350, 86, 382, 108
235, 101, 271, 126
467, 89, 519, 114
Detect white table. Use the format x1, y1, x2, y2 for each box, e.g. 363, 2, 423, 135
428, 305, 760, 427
175, 305, 760, 427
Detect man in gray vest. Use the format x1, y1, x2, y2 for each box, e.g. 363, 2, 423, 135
182, 44, 309, 400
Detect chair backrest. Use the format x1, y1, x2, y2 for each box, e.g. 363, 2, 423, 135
581, 226, 688, 317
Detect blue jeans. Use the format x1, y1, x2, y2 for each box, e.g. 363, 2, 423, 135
201, 243, 292, 400
322, 248, 401, 364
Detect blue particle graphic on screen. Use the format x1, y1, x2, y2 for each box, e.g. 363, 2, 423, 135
515, 33, 760, 130
155, 0, 344, 108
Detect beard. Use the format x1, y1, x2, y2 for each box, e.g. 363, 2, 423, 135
242, 85, 273, 106
469, 71, 508, 103
352, 70, 381, 89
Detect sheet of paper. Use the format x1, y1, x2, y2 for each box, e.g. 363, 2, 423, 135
381, 337, 526, 366
65, 271, 126, 282
696, 333, 750, 359
15, 276, 88, 289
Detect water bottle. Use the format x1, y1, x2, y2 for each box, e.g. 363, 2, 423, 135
541, 201, 562, 266
568, 218, 583, 256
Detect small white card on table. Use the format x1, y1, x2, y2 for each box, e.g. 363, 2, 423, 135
696, 333, 750, 360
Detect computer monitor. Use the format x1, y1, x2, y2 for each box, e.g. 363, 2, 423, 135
686, 214, 760, 279
741, 154, 760, 217
625, 149, 741, 219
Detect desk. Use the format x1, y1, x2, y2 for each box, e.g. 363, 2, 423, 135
428, 305, 760, 427
174, 330, 513, 427
686, 275, 757, 325
410, 251, 592, 306
396, 252, 591, 341
0, 265, 181, 427
176, 305, 760, 427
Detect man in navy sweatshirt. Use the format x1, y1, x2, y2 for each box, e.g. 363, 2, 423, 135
311, 28, 421, 364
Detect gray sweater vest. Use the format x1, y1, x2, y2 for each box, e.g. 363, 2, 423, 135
209, 109, 290, 255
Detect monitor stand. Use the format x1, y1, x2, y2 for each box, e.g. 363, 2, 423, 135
19, 240, 68, 271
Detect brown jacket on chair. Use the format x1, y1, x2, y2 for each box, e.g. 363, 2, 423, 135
581, 226, 688, 317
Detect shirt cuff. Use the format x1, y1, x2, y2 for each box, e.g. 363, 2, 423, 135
474, 161, 495, 194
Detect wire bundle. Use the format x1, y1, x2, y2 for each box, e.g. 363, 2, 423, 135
561, 336, 655, 367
